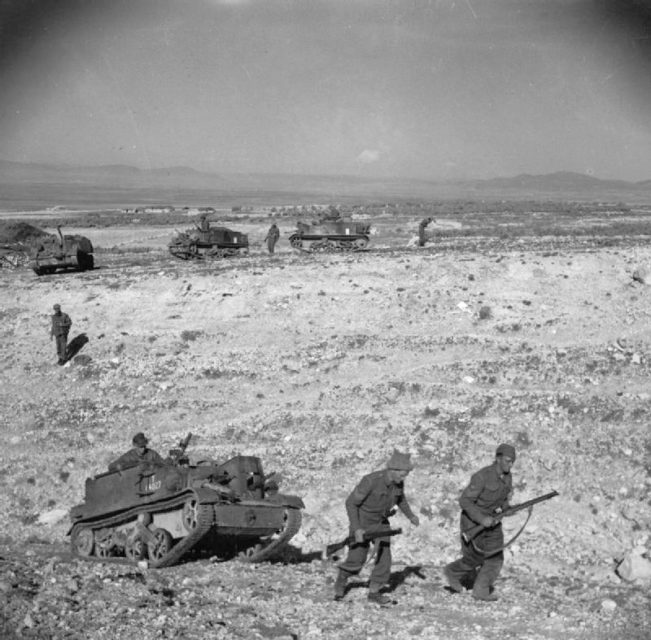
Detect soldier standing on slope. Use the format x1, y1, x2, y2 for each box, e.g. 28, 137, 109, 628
264, 223, 280, 254
418, 217, 433, 247
50, 303, 72, 365
443, 443, 516, 602
333, 450, 420, 605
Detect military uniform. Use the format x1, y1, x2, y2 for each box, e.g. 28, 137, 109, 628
334, 450, 419, 604
50, 305, 72, 364
108, 432, 165, 472
445, 446, 515, 600
265, 224, 280, 254
418, 218, 432, 247
108, 447, 165, 472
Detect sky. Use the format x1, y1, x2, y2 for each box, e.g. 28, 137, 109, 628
1, 0, 651, 181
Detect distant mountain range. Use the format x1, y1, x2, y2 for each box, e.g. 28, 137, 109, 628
1, 160, 650, 205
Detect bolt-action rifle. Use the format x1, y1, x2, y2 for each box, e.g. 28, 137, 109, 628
462, 490, 559, 544
323, 526, 402, 560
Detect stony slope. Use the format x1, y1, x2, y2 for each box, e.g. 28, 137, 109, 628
1, 230, 649, 638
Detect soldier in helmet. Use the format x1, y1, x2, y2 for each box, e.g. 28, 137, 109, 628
108, 432, 165, 472
264, 223, 280, 254
333, 449, 420, 605
443, 443, 516, 602
50, 303, 72, 365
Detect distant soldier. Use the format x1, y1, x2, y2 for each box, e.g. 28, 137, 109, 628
333, 450, 420, 605
108, 432, 165, 472
199, 214, 210, 233
443, 443, 516, 602
50, 303, 72, 365
418, 217, 433, 247
264, 223, 280, 254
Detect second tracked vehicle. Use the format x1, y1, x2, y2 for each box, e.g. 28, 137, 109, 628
69, 435, 304, 567
168, 225, 249, 260
289, 218, 371, 252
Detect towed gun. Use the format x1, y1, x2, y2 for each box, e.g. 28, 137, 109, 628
462, 490, 559, 545
323, 526, 402, 560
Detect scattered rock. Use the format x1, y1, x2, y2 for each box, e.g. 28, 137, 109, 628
631, 267, 648, 284
37, 508, 69, 526
616, 549, 651, 583
600, 599, 617, 613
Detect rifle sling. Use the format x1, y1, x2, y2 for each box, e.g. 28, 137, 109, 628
470, 506, 533, 558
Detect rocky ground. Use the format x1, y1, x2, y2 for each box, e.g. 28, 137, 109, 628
1, 217, 650, 639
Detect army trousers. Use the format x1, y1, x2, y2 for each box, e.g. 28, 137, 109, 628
338, 539, 392, 592
445, 525, 504, 598
55, 333, 69, 361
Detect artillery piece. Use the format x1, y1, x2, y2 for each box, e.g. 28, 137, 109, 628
68, 435, 304, 567
30, 226, 94, 275
168, 224, 249, 260
288, 218, 371, 252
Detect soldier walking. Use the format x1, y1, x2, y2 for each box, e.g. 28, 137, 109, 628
333, 450, 420, 605
443, 443, 516, 601
264, 223, 280, 254
50, 303, 72, 365
418, 217, 433, 247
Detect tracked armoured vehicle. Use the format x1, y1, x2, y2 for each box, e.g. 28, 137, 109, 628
288, 218, 371, 252
69, 436, 304, 567
30, 226, 94, 275
168, 225, 249, 260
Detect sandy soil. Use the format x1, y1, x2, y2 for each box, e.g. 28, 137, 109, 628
1, 220, 650, 639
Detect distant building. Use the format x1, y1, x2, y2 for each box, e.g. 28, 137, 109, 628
185, 206, 216, 215
144, 205, 175, 214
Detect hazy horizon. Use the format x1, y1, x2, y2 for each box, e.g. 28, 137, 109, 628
1, 1, 651, 183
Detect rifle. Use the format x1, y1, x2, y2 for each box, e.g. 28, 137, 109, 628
168, 432, 192, 464
323, 527, 402, 560
462, 490, 559, 544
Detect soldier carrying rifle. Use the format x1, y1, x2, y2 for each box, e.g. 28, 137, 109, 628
443, 443, 516, 601
333, 449, 420, 605
443, 443, 557, 602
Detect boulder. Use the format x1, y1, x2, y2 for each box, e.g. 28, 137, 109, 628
631, 266, 648, 284
37, 508, 69, 526
616, 549, 651, 583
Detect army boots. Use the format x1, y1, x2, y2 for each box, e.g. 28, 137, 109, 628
333, 571, 348, 601
367, 591, 392, 606
443, 565, 463, 593
472, 591, 499, 602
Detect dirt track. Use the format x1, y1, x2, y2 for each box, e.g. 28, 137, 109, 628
1, 221, 650, 638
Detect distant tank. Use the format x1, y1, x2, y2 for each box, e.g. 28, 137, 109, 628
30, 226, 94, 275
288, 218, 371, 252
68, 436, 304, 567
168, 222, 249, 260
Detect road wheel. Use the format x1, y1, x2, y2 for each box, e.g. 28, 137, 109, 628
71, 526, 94, 557
182, 499, 200, 532
148, 528, 173, 562
125, 535, 146, 561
